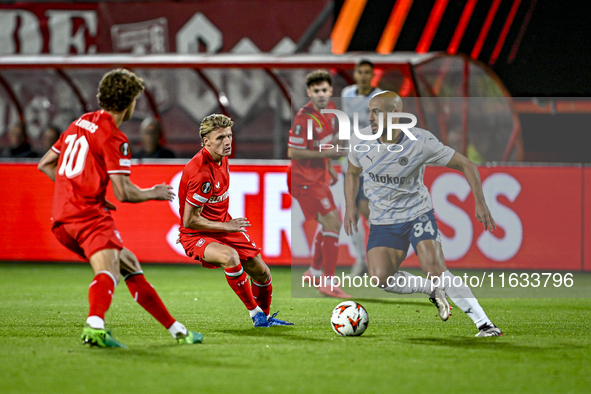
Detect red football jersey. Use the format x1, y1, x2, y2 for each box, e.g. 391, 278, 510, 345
178, 148, 231, 234
288, 100, 336, 186
51, 110, 131, 223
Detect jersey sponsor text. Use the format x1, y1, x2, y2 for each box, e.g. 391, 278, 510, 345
75, 118, 98, 133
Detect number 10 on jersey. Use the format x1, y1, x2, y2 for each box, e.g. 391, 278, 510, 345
59, 135, 89, 178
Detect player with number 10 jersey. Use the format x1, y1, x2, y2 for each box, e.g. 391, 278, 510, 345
51, 110, 131, 227
39, 69, 203, 347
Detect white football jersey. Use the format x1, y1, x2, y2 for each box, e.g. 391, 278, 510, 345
348, 127, 455, 225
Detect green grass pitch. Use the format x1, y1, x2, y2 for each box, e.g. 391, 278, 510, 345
1, 263, 590, 394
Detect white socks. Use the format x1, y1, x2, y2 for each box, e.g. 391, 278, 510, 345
248, 306, 263, 318
381, 271, 433, 295
380, 269, 493, 328
168, 321, 188, 338
308, 267, 323, 277
86, 316, 105, 330
439, 270, 491, 328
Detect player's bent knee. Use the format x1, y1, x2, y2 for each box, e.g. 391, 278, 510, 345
323, 218, 342, 234
318, 210, 342, 234
242, 256, 270, 282
119, 247, 141, 274
251, 267, 270, 283
89, 248, 122, 282
367, 267, 389, 288
203, 243, 240, 268
219, 249, 241, 268
254, 262, 271, 279
260, 264, 271, 281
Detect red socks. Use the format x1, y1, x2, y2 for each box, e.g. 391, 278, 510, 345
125, 272, 176, 329
311, 230, 324, 271
225, 264, 259, 310
252, 277, 273, 316
88, 272, 115, 321
311, 230, 340, 276
321, 230, 339, 277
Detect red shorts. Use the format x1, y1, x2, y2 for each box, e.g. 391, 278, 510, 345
291, 183, 337, 221
52, 215, 124, 261
179, 230, 261, 269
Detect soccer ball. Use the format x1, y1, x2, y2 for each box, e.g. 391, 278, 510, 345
330, 301, 369, 336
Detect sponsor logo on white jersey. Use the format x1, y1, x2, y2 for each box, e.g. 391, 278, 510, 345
367, 172, 409, 185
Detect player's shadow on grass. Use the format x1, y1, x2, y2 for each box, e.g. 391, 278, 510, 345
82, 346, 246, 368
404, 337, 567, 352
216, 328, 328, 342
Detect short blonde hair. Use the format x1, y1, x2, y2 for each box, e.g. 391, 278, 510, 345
200, 114, 234, 144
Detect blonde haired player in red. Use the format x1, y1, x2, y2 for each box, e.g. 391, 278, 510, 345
178, 114, 293, 327
38, 68, 203, 347
288, 70, 350, 298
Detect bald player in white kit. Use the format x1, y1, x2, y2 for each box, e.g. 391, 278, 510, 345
343, 91, 502, 337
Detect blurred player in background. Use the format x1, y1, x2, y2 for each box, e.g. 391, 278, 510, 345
288, 70, 350, 298
41, 125, 61, 153
1, 122, 38, 158
341, 59, 382, 278
178, 114, 293, 328
133, 117, 176, 159
344, 91, 503, 337
38, 69, 203, 347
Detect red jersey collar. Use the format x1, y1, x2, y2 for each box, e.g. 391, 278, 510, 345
202, 147, 224, 166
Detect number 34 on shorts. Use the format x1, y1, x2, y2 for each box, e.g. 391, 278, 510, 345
413, 221, 435, 237
411, 213, 442, 244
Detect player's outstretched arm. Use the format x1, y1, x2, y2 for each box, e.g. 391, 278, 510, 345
182, 203, 250, 233
110, 174, 175, 203
38, 149, 59, 182
446, 152, 496, 232
344, 160, 363, 236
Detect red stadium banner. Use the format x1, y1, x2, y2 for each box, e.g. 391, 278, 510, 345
0, 1, 330, 55
0, 162, 588, 271
1, 162, 293, 265
410, 165, 584, 271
